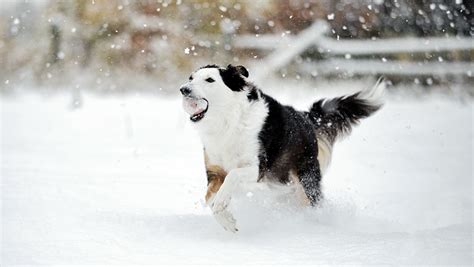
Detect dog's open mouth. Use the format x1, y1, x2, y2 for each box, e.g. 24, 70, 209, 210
183, 97, 209, 122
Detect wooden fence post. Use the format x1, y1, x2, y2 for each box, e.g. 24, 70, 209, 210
251, 21, 329, 80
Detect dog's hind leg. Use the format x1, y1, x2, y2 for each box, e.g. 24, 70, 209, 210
296, 153, 323, 206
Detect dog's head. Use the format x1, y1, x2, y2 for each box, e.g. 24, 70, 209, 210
180, 64, 252, 123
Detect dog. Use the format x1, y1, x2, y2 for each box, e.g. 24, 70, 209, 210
180, 64, 383, 232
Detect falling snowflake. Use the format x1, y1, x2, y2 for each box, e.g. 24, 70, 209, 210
219, 6, 227, 12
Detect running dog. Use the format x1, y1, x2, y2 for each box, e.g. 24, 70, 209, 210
180, 64, 383, 232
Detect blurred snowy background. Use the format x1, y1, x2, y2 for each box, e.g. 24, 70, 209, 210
1, 0, 473, 265
1, 0, 473, 92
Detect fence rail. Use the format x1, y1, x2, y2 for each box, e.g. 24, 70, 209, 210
233, 21, 474, 78
235, 35, 474, 55
299, 60, 474, 76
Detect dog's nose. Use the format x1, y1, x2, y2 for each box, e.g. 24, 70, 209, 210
180, 86, 191, 96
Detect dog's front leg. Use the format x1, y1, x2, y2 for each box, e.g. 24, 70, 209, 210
210, 166, 259, 233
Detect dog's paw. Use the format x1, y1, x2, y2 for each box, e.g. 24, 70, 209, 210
209, 185, 231, 210
213, 208, 238, 233
210, 195, 238, 232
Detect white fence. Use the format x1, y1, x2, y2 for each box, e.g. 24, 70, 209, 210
233, 21, 474, 78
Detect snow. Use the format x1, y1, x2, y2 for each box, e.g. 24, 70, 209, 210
1, 83, 473, 265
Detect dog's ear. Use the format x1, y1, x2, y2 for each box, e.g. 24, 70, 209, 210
219, 64, 248, 91
225, 64, 249, 78
234, 65, 249, 78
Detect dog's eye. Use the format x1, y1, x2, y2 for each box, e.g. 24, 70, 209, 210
205, 77, 215, 83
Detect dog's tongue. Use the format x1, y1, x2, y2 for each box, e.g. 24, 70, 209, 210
182, 98, 207, 116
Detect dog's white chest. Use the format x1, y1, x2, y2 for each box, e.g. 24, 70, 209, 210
203, 133, 260, 171
196, 97, 268, 172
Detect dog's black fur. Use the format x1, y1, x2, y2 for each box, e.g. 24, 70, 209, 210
202, 65, 382, 205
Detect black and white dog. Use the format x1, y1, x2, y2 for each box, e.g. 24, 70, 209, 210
180, 64, 383, 232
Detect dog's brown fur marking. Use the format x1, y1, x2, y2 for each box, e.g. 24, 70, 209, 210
289, 170, 311, 206
204, 152, 227, 203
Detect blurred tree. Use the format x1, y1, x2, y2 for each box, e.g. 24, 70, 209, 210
379, 0, 472, 37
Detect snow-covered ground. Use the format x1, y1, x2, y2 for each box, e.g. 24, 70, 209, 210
1, 82, 472, 265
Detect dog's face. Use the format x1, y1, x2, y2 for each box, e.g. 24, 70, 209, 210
180, 64, 250, 123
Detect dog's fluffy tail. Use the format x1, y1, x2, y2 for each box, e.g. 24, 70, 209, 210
307, 78, 384, 173
308, 77, 384, 144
